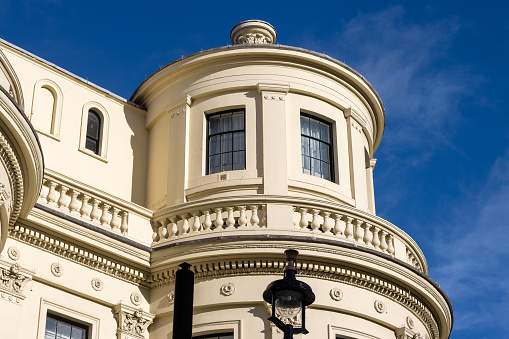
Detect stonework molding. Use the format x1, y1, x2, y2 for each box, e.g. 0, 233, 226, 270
114, 303, 154, 339
231, 20, 277, 45
329, 287, 343, 301
0, 263, 30, 296
407, 316, 415, 329
0, 48, 24, 109
91, 277, 103, 291
7, 246, 19, 260
395, 326, 423, 339
374, 300, 386, 313
0, 131, 23, 228
130, 292, 142, 306
167, 291, 175, 304
220, 282, 235, 296
50, 262, 63, 277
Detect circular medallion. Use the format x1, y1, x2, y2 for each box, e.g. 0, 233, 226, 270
167, 291, 175, 304
7, 246, 20, 261
406, 316, 415, 329
329, 288, 343, 301
220, 282, 235, 296
374, 300, 386, 313
130, 292, 142, 306
91, 278, 103, 291
50, 263, 63, 277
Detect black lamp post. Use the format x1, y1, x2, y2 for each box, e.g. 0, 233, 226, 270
263, 249, 315, 339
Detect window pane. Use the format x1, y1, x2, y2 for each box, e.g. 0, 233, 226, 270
209, 155, 220, 174
233, 151, 245, 170
320, 143, 330, 163
209, 115, 220, 134
221, 133, 232, 153
45, 318, 57, 339
310, 118, 320, 139
56, 322, 72, 339
85, 138, 98, 154
87, 120, 100, 139
300, 116, 309, 135
302, 155, 311, 175
71, 327, 86, 339
310, 139, 320, 158
322, 161, 331, 180
301, 136, 309, 156
233, 131, 245, 151
220, 114, 232, 132
311, 158, 321, 177
319, 122, 329, 142
221, 153, 232, 171
232, 112, 244, 130
209, 135, 221, 155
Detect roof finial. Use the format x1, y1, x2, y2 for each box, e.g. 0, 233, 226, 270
230, 20, 277, 45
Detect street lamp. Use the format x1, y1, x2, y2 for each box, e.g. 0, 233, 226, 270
263, 249, 315, 339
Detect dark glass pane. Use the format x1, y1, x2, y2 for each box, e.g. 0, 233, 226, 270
221, 153, 232, 171
209, 155, 221, 174
233, 132, 245, 151
320, 122, 329, 142
85, 138, 98, 154
56, 322, 72, 339
233, 151, 245, 170
220, 114, 232, 132
300, 116, 309, 135
221, 133, 232, 152
232, 112, 244, 130
310, 139, 320, 158
209, 115, 220, 134
322, 161, 331, 180
45, 318, 57, 339
87, 111, 100, 139
209, 135, 221, 155
301, 136, 309, 156
71, 327, 86, 339
311, 158, 321, 177
310, 118, 320, 139
302, 155, 311, 175
320, 143, 330, 163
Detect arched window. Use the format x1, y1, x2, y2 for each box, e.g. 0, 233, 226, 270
85, 110, 101, 154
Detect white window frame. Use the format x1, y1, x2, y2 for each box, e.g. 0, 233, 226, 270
31, 79, 64, 140
192, 320, 241, 339
79, 101, 109, 162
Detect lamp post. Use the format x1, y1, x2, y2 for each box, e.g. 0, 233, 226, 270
263, 249, 315, 339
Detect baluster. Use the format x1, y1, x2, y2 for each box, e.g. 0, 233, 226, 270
110, 207, 121, 232
100, 203, 111, 227
354, 219, 364, 242
152, 222, 160, 243
380, 231, 388, 252
311, 209, 321, 231
90, 198, 101, 222
39, 181, 48, 199
363, 223, 373, 246
57, 185, 69, 209
159, 218, 169, 239
168, 216, 178, 236
214, 208, 224, 229
202, 210, 212, 231
225, 207, 235, 228
344, 216, 354, 239
238, 206, 247, 227
250, 205, 259, 227
46, 181, 58, 205
292, 207, 298, 227
80, 194, 91, 218
191, 212, 202, 232
387, 235, 395, 255
120, 211, 128, 234
372, 227, 381, 250
68, 190, 80, 214
261, 205, 267, 226
333, 213, 345, 237
322, 211, 332, 233
299, 208, 308, 229
180, 214, 190, 234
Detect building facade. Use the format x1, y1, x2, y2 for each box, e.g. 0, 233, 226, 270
0, 20, 452, 339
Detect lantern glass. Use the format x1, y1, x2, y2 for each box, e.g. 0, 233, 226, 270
275, 290, 303, 319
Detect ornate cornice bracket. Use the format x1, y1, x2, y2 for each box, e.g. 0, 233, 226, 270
113, 303, 155, 339
0, 261, 32, 302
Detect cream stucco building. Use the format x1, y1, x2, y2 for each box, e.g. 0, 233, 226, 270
0, 20, 452, 339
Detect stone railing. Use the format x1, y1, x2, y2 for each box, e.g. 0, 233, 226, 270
152, 204, 266, 242
38, 173, 131, 234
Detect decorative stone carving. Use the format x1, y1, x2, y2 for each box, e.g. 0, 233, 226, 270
406, 316, 415, 329
7, 246, 19, 261
374, 300, 386, 313
114, 303, 154, 339
220, 282, 235, 296
329, 287, 343, 301
167, 291, 175, 304
91, 278, 103, 291
130, 292, 141, 306
230, 20, 277, 45
0, 264, 29, 293
50, 263, 63, 277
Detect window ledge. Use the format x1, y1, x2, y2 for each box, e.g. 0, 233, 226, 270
78, 147, 108, 163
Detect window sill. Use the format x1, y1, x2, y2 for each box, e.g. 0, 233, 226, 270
78, 147, 108, 163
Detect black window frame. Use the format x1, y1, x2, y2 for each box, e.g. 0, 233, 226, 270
300, 112, 335, 182
85, 109, 101, 155
193, 333, 234, 339
45, 313, 89, 339
206, 109, 246, 175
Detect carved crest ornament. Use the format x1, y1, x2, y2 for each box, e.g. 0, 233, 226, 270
114, 303, 155, 339
0, 263, 29, 294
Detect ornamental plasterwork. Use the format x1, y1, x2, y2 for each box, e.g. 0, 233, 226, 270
167, 291, 175, 304
330, 287, 343, 301
50, 262, 63, 277
236, 33, 272, 44
395, 326, 423, 339
407, 316, 415, 329
7, 246, 19, 261
114, 303, 154, 339
220, 282, 235, 296
91, 278, 103, 291
374, 300, 386, 313
0, 263, 30, 295
0, 132, 23, 228
130, 292, 142, 306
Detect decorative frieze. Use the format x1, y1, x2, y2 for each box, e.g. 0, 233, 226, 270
114, 303, 154, 339
0, 263, 29, 294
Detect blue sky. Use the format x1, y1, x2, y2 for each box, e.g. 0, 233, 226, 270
2, 1, 508, 338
